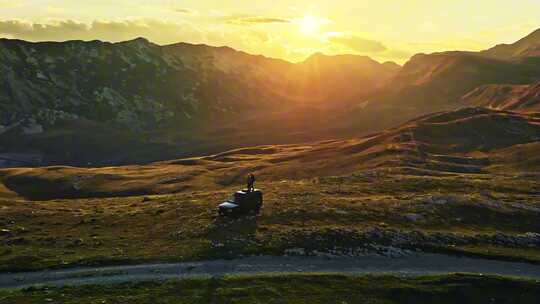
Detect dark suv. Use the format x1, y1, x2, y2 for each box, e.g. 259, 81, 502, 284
218, 189, 263, 216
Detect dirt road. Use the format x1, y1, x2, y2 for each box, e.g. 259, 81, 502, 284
2, 253, 540, 290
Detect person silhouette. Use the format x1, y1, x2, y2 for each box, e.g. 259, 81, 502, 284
246, 173, 256, 192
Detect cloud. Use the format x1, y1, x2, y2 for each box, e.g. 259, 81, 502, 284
0, 18, 411, 64
328, 35, 387, 53
227, 16, 290, 25
0, 20, 88, 40
0, 19, 204, 44
172, 8, 195, 14
0, 18, 286, 59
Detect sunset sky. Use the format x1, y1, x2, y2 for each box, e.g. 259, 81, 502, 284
1, 0, 539, 63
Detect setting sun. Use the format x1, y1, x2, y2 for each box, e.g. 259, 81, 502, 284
296, 16, 327, 35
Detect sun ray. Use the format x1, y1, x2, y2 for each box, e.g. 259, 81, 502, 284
296, 16, 327, 35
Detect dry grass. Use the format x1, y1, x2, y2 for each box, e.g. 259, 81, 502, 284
1, 171, 539, 271
0, 107, 539, 270
1, 108, 538, 201
2, 274, 540, 304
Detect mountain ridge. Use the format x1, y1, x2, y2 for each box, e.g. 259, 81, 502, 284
0, 36, 399, 167
362, 28, 540, 119
483, 28, 540, 59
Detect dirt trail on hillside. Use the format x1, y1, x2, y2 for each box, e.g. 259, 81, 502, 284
2, 254, 540, 290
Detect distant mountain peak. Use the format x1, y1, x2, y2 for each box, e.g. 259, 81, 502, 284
382, 61, 401, 69
131, 37, 150, 43
519, 27, 540, 42
483, 27, 540, 59
116, 37, 152, 46
301, 52, 391, 70
304, 52, 373, 62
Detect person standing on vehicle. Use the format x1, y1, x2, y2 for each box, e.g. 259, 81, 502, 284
247, 173, 256, 192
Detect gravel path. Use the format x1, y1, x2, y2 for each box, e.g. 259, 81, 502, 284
2, 253, 540, 290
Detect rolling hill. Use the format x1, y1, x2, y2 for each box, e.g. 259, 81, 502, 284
1, 107, 538, 200
1, 106, 540, 273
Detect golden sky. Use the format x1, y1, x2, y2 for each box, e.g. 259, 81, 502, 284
1, 0, 539, 63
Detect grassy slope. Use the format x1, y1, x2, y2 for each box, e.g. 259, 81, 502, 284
0, 107, 539, 270
1, 274, 540, 304
1, 172, 540, 271
460, 83, 540, 111
1, 107, 539, 201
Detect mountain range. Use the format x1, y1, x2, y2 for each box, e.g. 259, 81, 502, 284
0, 37, 399, 166
363, 28, 540, 116
1, 28, 540, 167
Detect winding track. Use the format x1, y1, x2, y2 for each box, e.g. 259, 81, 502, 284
2, 253, 540, 290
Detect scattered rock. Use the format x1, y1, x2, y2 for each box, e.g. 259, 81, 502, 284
211, 241, 224, 248
22, 121, 44, 135
481, 200, 503, 209
284, 248, 306, 256
5, 237, 29, 245
170, 231, 184, 240
404, 213, 424, 222
511, 202, 540, 213
425, 195, 458, 205
68, 238, 84, 247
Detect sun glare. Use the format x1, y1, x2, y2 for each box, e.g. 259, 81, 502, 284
297, 16, 326, 35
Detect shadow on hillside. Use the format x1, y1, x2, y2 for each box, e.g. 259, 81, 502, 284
1, 175, 152, 201
207, 215, 259, 244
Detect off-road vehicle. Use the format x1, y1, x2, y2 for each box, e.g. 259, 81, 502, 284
218, 189, 263, 216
